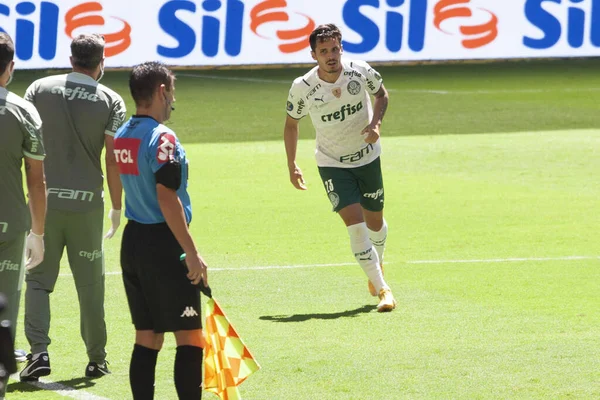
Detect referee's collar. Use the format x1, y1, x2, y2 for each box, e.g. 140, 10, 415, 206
132, 115, 159, 123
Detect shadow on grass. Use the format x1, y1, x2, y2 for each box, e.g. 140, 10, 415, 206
8, 376, 97, 394
259, 304, 376, 322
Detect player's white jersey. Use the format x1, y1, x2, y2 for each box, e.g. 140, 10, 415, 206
286, 59, 383, 168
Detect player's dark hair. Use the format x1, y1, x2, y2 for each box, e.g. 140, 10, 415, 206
129, 61, 175, 107
0, 32, 15, 76
71, 33, 105, 70
309, 24, 342, 52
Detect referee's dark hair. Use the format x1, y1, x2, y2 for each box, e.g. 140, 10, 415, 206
0, 32, 14, 76
71, 33, 105, 70
129, 61, 175, 108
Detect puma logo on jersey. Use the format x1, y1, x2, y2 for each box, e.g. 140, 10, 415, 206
180, 307, 198, 317
314, 95, 325, 103
321, 101, 363, 123
51, 85, 99, 102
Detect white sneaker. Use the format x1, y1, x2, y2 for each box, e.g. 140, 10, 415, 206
14, 349, 27, 363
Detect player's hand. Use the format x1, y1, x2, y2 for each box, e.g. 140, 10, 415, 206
288, 163, 307, 190
104, 209, 121, 239
25, 231, 44, 270
362, 124, 380, 144
185, 252, 208, 286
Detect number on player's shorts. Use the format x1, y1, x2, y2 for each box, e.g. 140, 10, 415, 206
324, 179, 334, 192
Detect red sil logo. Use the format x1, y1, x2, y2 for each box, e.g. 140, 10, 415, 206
250, 0, 316, 53
434, 0, 498, 49
65, 2, 132, 57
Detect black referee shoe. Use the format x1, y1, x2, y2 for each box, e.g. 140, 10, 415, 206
85, 361, 110, 378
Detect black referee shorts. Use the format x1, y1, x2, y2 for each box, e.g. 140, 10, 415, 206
120, 220, 201, 333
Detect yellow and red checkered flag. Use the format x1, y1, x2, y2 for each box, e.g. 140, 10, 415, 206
204, 298, 260, 400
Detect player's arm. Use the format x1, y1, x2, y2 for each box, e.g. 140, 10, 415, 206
156, 164, 207, 286
103, 135, 123, 239
24, 156, 46, 269
25, 157, 46, 236
371, 84, 389, 128
362, 84, 389, 144
284, 115, 307, 190
103, 97, 127, 239
20, 104, 46, 268
104, 135, 122, 210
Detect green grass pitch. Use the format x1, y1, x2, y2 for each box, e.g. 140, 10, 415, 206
5, 59, 600, 399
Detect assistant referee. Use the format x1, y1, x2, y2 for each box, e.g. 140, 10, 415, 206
114, 61, 208, 400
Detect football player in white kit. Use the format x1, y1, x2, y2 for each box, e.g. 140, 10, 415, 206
284, 24, 396, 312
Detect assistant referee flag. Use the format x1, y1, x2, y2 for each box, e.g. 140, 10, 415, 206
204, 298, 260, 400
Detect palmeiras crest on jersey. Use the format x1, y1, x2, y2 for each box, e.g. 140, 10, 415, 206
347, 80, 361, 95
328, 191, 340, 209
332, 87, 342, 98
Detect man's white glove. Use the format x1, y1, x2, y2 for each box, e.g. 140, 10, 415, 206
25, 231, 44, 270
104, 209, 122, 239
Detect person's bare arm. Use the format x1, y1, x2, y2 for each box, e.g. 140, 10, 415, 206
24, 157, 46, 269
25, 157, 46, 235
156, 184, 207, 286
362, 84, 389, 144
103, 135, 123, 239
104, 135, 122, 211
284, 115, 307, 190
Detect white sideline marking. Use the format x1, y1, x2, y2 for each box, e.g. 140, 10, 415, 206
406, 255, 600, 264
178, 73, 600, 95
58, 256, 599, 277
403, 87, 600, 95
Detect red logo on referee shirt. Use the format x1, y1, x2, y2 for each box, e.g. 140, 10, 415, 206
156, 133, 176, 164
114, 138, 140, 175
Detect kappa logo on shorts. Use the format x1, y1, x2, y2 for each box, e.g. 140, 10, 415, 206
180, 306, 199, 318
157, 133, 176, 164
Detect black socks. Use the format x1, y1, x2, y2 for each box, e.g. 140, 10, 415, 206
174, 345, 203, 400
130, 344, 159, 400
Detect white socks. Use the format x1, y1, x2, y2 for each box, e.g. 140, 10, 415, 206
368, 219, 388, 265
347, 222, 388, 293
